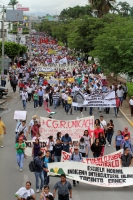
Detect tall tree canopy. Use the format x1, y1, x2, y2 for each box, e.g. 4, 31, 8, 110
8, 0, 18, 9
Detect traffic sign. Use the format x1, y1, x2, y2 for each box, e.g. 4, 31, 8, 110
17, 7, 29, 11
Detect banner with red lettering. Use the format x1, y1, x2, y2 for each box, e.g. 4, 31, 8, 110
61, 150, 123, 167
49, 162, 133, 187
40, 116, 94, 140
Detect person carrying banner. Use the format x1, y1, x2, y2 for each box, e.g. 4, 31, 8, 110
61, 133, 72, 153
120, 147, 133, 167
70, 146, 82, 186
53, 174, 72, 200
43, 151, 52, 185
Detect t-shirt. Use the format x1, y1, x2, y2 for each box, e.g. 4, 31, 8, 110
79, 142, 87, 153
0, 121, 5, 134
61, 136, 72, 147
15, 187, 35, 199
46, 140, 54, 151
44, 157, 49, 168
15, 143, 26, 154
33, 93, 39, 100
67, 96, 72, 104
94, 128, 104, 138
115, 135, 124, 146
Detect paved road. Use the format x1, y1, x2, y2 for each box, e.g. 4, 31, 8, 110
0, 88, 133, 200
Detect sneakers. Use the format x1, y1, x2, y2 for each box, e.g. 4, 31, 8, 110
108, 144, 111, 147
36, 189, 40, 193
20, 169, 22, 172
0, 146, 3, 148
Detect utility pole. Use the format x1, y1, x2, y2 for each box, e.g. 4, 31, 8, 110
1, 5, 4, 75
0, 5, 12, 75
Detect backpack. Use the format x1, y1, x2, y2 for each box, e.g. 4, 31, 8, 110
29, 160, 36, 172
71, 153, 82, 161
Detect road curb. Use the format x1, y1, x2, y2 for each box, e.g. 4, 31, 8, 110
119, 108, 133, 127
0, 100, 7, 106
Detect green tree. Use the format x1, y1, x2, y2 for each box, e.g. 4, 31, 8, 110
117, 1, 131, 16
90, 16, 133, 76
88, 0, 116, 17
8, 0, 18, 9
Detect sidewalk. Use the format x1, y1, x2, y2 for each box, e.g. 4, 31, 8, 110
107, 75, 133, 126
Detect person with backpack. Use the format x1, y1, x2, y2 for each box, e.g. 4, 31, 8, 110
114, 130, 124, 151
120, 147, 133, 167
15, 137, 26, 172
34, 151, 44, 193
43, 151, 52, 185
70, 146, 82, 186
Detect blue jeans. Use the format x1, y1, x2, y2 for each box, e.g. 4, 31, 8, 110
89, 107, 93, 115
43, 170, 49, 185
66, 104, 72, 114
107, 131, 113, 145
22, 100, 26, 109
39, 96, 43, 106
34, 100, 38, 108
16, 153, 24, 169
34, 171, 44, 190
114, 107, 119, 116
54, 156, 61, 162
53, 99, 57, 109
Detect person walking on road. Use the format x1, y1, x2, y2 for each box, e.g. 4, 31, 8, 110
129, 96, 133, 117
15, 181, 35, 200
0, 116, 6, 148
114, 130, 124, 151
38, 86, 44, 107
53, 174, 72, 200
91, 138, 102, 158
70, 146, 82, 186
43, 151, 52, 185
114, 95, 121, 117
22, 88, 28, 110
33, 90, 39, 109
12, 77, 18, 92
34, 151, 44, 193
120, 147, 133, 167
15, 137, 26, 172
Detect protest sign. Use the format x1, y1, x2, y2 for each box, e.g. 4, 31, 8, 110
49, 162, 133, 187
40, 116, 94, 140
73, 91, 116, 107
25, 140, 74, 156
14, 110, 27, 120
61, 150, 122, 167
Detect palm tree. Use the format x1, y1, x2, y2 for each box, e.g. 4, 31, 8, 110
88, 0, 116, 17
8, 0, 18, 9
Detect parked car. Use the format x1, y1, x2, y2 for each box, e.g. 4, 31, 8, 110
0, 86, 8, 98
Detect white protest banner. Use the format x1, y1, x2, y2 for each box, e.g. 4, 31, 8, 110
49, 162, 133, 187
40, 116, 94, 140
73, 91, 116, 107
24, 140, 74, 156
14, 110, 27, 120
61, 150, 122, 167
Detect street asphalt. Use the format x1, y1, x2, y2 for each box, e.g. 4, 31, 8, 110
0, 87, 133, 200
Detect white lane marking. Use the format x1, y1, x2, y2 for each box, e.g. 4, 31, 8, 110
23, 174, 29, 186
73, 188, 81, 200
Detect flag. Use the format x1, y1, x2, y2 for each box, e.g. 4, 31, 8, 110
45, 108, 57, 115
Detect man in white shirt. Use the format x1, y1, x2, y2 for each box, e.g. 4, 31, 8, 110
100, 115, 107, 131
129, 96, 133, 117
27, 85, 32, 102
116, 86, 124, 106
21, 89, 28, 109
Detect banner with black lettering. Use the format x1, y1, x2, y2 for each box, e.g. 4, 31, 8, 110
72, 91, 116, 107
49, 162, 133, 187
61, 150, 122, 167
40, 116, 94, 140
